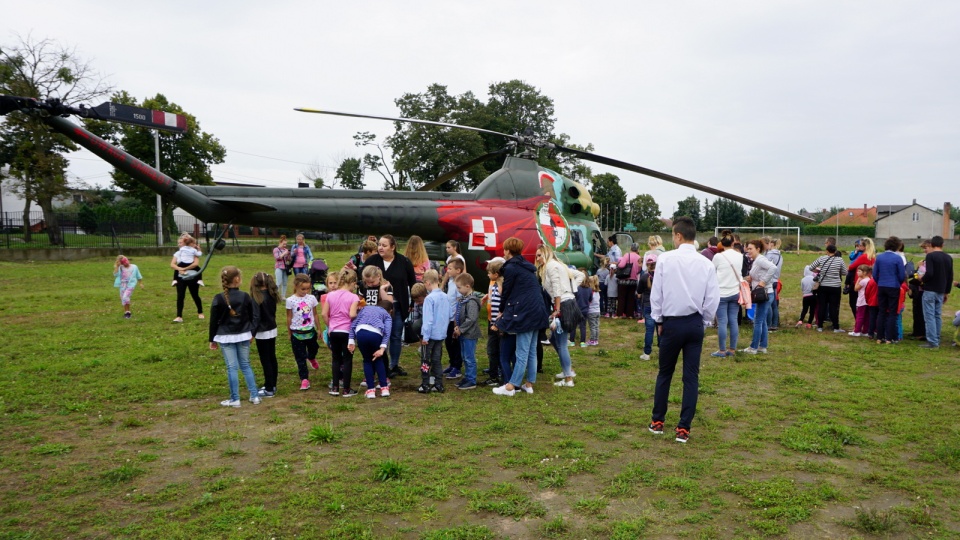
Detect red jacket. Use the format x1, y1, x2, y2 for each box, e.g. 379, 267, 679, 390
864, 278, 879, 307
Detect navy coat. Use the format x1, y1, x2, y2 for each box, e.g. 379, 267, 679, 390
497, 255, 550, 334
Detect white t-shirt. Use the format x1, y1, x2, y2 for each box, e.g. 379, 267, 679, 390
174, 246, 202, 264
286, 294, 319, 331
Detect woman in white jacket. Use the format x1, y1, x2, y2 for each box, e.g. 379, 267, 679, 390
536, 245, 585, 388
711, 231, 744, 357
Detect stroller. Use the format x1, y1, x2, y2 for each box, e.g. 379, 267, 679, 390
309, 259, 329, 301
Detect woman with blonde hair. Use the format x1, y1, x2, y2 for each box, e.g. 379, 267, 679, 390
273, 235, 291, 296
847, 237, 877, 319
536, 245, 585, 388
405, 235, 431, 283
644, 235, 666, 263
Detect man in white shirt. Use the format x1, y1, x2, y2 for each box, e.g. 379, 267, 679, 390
648, 216, 720, 443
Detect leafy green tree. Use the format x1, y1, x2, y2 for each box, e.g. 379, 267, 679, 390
86, 91, 225, 242
702, 197, 747, 231
628, 193, 661, 231
0, 35, 112, 244
591, 173, 627, 231
334, 157, 365, 190
743, 209, 785, 228
673, 196, 701, 230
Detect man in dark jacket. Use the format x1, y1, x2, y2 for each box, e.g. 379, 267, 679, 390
920, 236, 954, 348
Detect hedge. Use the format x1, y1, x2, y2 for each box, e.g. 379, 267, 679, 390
801, 225, 875, 237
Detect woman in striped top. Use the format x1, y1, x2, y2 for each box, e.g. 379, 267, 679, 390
810, 245, 848, 332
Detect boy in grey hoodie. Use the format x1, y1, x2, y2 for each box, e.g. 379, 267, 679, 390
453, 273, 482, 390
797, 265, 817, 328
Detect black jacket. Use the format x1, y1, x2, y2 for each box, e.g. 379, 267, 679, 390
209, 288, 260, 342
497, 256, 550, 334
254, 293, 278, 334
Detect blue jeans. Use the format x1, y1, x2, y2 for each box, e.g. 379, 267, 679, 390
750, 297, 771, 349
500, 332, 516, 384
274, 268, 288, 297
509, 331, 539, 387
220, 341, 258, 401
550, 329, 574, 377
716, 293, 740, 351
922, 291, 944, 346
643, 304, 656, 354
388, 310, 404, 369
767, 288, 780, 328
460, 338, 478, 384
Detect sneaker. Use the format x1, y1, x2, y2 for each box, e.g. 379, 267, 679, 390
445, 368, 461, 379
758, 348, 768, 354
519, 385, 534, 394
640, 354, 650, 361
417, 384, 431, 394
249, 396, 261, 405
359, 380, 368, 388
365, 389, 377, 398
816, 327, 823, 332
555, 371, 577, 379
492, 385, 516, 396
308, 358, 319, 370
171, 280, 177, 287
299, 379, 311, 391
341, 389, 358, 397
457, 380, 477, 390
392, 366, 408, 377
675, 427, 690, 443
220, 399, 240, 408
380, 386, 390, 397
173, 317, 183, 323
848, 332, 861, 337
740, 347, 758, 355
710, 351, 726, 358
580, 342, 587, 348
197, 314, 204, 320
540, 339, 551, 345
795, 320, 803, 328
919, 343, 939, 349
432, 384, 445, 393
258, 388, 275, 398
123, 312, 132, 319
553, 379, 575, 387
805, 323, 812, 329
328, 388, 340, 396
588, 340, 598, 346
442, 366, 453, 375
482, 368, 491, 375
648, 421, 664, 434
833, 329, 845, 333
198, 280, 205, 287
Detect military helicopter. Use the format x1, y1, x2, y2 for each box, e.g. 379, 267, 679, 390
0, 94, 812, 287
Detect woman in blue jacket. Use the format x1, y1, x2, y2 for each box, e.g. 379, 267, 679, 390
493, 237, 550, 397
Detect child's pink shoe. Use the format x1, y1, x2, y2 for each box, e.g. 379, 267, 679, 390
380, 386, 390, 397
308, 358, 319, 370
299, 379, 310, 391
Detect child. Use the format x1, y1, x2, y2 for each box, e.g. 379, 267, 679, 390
250, 272, 281, 397
637, 255, 657, 360
172, 234, 204, 287
586, 275, 601, 345
441, 259, 465, 378
359, 265, 393, 308
482, 258, 505, 386
952, 310, 960, 347
286, 274, 320, 391
320, 270, 340, 348
597, 256, 609, 316
605, 262, 619, 317
572, 274, 592, 347
409, 282, 427, 342
849, 266, 871, 336
348, 298, 394, 398
864, 268, 879, 339
453, 273, 482, 390
797, 265, 817, 328
419, 269, 448, 393
113, 255, 144, 319
209, 266, 260, 407
322, 269, 360, 397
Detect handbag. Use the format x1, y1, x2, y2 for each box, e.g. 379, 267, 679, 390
721, 253, 751, 309
751, 286, 769, 304
559, 298, 583, 333
615, 253, 636, 280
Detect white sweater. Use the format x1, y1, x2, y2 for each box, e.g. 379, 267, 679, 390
712, 250, 745, 298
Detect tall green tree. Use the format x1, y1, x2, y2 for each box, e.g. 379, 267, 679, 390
673, 196, 701, 230
702, 197, 747, 231
334, 157, 365, 190
628, 193, 661, 231
591, 173, 627, 231
0, 35, 112, 244
86, 91, 225, 242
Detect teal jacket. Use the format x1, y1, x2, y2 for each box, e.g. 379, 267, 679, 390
114, 264, 143, 288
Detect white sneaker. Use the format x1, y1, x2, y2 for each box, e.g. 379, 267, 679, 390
492, 385, 516, 397
740, 347, 758, 355
249, 396, 261, 405
553, 380, 575, 387
519, 385, 534, 394
640, 354, 650, 361
833, 329, 845, 333
848, 332, 861, 337
555, 371, 577, 379
220, 399, 240, 408
758, 348, 768, 354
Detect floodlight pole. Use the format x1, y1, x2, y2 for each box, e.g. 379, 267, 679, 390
155, 130, 163, 246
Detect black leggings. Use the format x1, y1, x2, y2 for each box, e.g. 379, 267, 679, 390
799, 296, 816, 324
817, 286, 842, 329
328, 331, 354, 391
255, 337, 278, 391
176, 280, 203, 317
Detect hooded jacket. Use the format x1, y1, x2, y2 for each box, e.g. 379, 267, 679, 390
497, 256, 550, 334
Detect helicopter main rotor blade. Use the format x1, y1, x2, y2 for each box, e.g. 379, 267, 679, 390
556, 144, 814, 223
295, 108, 516, 141
418, 148, 511, 192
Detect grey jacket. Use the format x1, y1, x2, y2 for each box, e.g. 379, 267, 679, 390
456, 295, 482, 340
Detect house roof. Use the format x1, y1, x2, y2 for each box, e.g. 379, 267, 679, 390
817, 206, 877, 227
874, 202, 944, 222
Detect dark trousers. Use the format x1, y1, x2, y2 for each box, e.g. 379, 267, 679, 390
617, 280, 638, 318
876, 286, 900, 341
867, 306, 879, 337
445, 321, 463, 369
328, 331, 354, 391
175, 280, 203, 317
290, 332, 319, 381
651, 313, 704, 431
599, 283, 608, 314
911, 293, 926, 338
571, 312, 588, 344
356, 329, 389, 388
500, 332, 516, 384
255, 337, 278, 391
816, 286, 842, 329
847, 288, 858, 320
799, 295, 816, 324
421, 339, 444, 387
486, 327, 501, 380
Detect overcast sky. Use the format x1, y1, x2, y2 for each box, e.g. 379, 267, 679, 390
4, 1, 958, 218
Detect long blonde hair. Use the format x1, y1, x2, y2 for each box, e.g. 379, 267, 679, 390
405, 235, 429, 267
861, 238, 876, 259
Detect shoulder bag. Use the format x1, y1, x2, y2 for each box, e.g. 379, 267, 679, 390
615, 253, 636, 280
722, 253, 752, 309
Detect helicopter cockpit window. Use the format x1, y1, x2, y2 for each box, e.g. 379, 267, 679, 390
570, 230, 583, 252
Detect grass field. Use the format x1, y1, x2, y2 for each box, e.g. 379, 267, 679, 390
1, 250, 958, 539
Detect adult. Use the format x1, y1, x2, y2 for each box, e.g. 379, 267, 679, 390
273, 235, 291, 296
762, 237, 784, 330
364, 235, 418, 375
643, 235, 666, 263
648, 217, 719, 444
810, 245, 847, 332
616, 243, 642, 318
711, 231, 744, 357
536, 245, 584, 388
847, 238, 877, 320
493, 237, 550, 396
872, 236, 906, 344
743, 240, 777, 354
171, 248, 203, 323
445, 240, 466, 267
405, 235, 431, 283
290, 234, 313, 275
920, 235, 954, 349
700, 236, 718, 261
596, 235, 621, 265
909, 241, 930, 340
